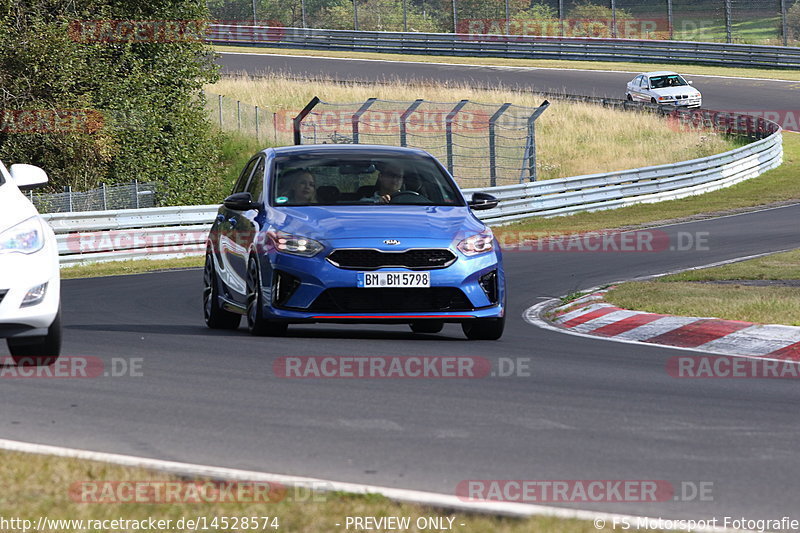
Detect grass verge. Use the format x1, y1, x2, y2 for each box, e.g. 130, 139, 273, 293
212, 44, 800, 82
61, 257, 204, 279
0, 450, 606, 533
604, 249, 800, 326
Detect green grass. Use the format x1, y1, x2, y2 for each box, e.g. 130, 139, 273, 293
0, 450, 611, 533
604, 248, 800, 325
605, 282, 800, 326
212, 129, 267, 200
660, 249, 800, 281
61, 257, 204, 279
212, 44, 800, 81
494, 132, 800, 243
672, 16, 785, 44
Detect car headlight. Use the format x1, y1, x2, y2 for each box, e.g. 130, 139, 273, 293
457, 229, 494, 256
269, 230, 323, 257
0, 216, 45, 254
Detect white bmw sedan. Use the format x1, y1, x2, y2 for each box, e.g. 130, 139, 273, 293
0, 160, 61, 365
626, 71, 702, 108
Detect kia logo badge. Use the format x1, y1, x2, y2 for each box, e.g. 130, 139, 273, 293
383, 239, 401, 245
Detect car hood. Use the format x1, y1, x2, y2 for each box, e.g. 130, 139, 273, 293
0, 182, 38, 231
653, 86, 700, 97
268, 205, 485, 242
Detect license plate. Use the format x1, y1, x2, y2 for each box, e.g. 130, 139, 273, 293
358, 272, 430, 288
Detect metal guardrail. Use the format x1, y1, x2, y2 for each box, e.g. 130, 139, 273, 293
207, 25, 800, 69
48, 125, 782, 264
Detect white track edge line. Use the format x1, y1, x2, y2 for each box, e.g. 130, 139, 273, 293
217, 50, 800, 83
0, 438, 748, 532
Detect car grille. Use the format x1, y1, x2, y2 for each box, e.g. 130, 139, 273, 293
327, 248, 456, 270
308, 288, 474, 313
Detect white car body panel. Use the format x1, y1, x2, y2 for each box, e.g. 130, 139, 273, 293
0, 160, 60, 336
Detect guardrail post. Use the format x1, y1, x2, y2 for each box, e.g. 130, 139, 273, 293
294, 96, 321, 145
524, 100, 550, 182
400, 99, 423, 147
489, 103, 511, 187
445, 100, 469, 175
352, 98, 377, 144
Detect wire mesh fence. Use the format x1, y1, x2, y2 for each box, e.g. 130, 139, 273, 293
294, 97, 549, 188
28, 181, 157, 213
205, 91, 293, 146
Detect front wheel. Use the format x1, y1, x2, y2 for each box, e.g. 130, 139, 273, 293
7, 308, 62, 366
204, 252, 241, 330
626, 93, 633, 101
246, 257, 288, 337
462, 316, 504, 340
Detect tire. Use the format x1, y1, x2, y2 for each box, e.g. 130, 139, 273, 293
651, 97, 658, 104
462, 316, 505, 341
410, 321, 444, 334
626, 93, 633, 101
7, 307, 62, 366
246, 257, 288, 337
203, 252, 241, 330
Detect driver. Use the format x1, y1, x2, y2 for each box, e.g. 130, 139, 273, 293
371, 162, 405, 204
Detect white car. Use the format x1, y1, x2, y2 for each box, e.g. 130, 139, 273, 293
626, 71, 702, 108
0, 160, 61, 365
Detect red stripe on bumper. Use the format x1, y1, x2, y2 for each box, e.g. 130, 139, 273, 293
644, 319, 751, 348
311, 314, 475, 319
590, 313, 665, 337
561, 307, 621, 328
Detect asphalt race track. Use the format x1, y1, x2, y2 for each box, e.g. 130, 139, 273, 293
2, 51, 800, 522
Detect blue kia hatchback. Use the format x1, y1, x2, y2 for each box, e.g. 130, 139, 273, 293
203, 144, 505, 340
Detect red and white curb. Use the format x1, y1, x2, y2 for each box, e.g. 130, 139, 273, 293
532, 289, 800, 360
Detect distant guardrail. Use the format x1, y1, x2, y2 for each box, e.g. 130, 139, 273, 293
48, 120, 781, 264
207, 25, 800, 69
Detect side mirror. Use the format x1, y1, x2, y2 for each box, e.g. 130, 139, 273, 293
223, 191, 259, 211
468, 192, 499, 211
10, 164, 48, 189
688, 80, 694, 85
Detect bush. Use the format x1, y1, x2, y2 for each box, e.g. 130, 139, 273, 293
789, 1, 800, 40
0, 1, 221, 206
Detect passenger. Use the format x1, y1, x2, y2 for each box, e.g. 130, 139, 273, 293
280, 169, 316, 204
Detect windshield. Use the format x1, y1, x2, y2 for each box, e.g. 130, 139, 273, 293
271, 154, 465, 207
649, 74, 688, 89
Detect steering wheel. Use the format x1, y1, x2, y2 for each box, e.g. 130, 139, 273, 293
389, 190, 423, 204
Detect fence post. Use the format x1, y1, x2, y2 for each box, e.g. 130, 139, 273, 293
724, 0, 732, 43
524, 100, 550, 182
218, 94, 223, 128
781, 0, 789, 46
237, 100, 241, 131
445, 99, 469, 176
294, 96, 321, 145
399, 99, 424, 147
273, 112, 278, 144
352, 98, 377, 144
611, 0, 617, 38
489, 103, 512, 187
102, 183, 107, 210
65, 186, 73, 212
134, 179, 140, 209
667, 0, 673, 39
255, 105, 260, 141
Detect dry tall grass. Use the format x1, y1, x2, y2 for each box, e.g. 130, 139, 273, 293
208, 73, 737, 184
